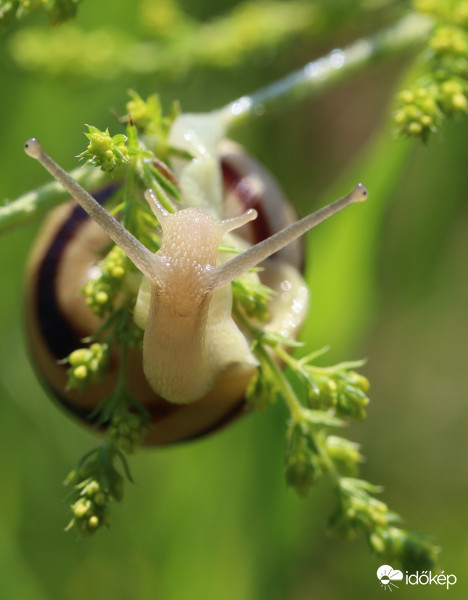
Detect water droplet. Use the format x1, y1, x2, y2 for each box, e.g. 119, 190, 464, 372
230, 96, 252, 116
329, 49, 345, 69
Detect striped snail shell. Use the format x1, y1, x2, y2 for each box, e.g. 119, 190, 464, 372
25, 139, 309, 445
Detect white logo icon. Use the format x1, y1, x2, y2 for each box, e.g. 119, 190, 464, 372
377, 564, 404, 590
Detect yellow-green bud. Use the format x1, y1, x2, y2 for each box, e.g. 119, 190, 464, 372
370, 532, 386, 554
69, 348, 91, 365
74, 365, 88, 380
84, 480, 100, 496
348, 372, 370, 392
72, 498, 92, 518
422, 97, 437, 114
112, 266, 125, 278
94, 492, 107, 506
96, 291, 109, 304
408, 121, 423, 135
394, 110, 406, 124
399, 90, 414, 103
88, 515, 99, 528
452, 92, 467, 111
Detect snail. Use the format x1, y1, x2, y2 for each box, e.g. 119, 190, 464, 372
24, 113, 367, 444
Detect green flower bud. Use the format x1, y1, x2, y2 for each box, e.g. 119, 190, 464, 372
88, 133, 111, 154
88, 515, 99, 528
246, 369, 278, 412
452, 92, 468, 110
94, 492, 107, 506
72, 498, 92, 518
78, 125, 129, 172
399, 90, 414, 103
369, 531, 386, 554
232, 276, 273, 322
83, 480, 100, 497
284, 423, 322, 496
420, 114, 433, 127
69, 348, 91, 365
95, 290, 109, 304
347, 371, 370, 392
394, 109, 406, 124
430, 26, 468, 57
306, 374, 338, 410
126, 91, 162, 131
326, 436, 362, 476
112, 265, 125, 278
73, 365, 88, 380
408, 121, 423, 135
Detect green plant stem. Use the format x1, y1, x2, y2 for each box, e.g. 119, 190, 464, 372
0, 13, 432, 235
219, 12, 433, 132
0, 165, 110, 234
258, 342, 306, 423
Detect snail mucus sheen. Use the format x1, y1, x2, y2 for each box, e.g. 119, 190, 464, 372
24, 114, 368, 445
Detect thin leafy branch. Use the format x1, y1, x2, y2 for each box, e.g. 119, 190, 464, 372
239, 311, 438, 570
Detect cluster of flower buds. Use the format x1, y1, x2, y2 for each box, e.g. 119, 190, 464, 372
415, 0, 468, 29
438, 78, 468, 113
394, 88, 441, 141
395, 3, 468, 141
328, 476, 438, 569
108, 412, 148, 453
78, 125, 129, 171
232, 276, 274, 322
66, 478, 112, 538
82, 245, 128, 317
331, 477, 390, 536
246, 363, 280, 412
65, 445, 126, 538
325, 435, 362, 477
306, 369, 370, 421
66, 342, 109, 390
284, 421, 323, 496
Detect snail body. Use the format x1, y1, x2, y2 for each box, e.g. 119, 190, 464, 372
25, 113, 367, 443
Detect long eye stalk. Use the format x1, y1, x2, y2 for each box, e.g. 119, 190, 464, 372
208, 183, 368, 290
24, 138, 159, 280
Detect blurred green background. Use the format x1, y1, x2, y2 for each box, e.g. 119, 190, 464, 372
0, 1, 467, 598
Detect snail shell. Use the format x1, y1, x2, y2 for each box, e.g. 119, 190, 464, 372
25, 142, 308, 445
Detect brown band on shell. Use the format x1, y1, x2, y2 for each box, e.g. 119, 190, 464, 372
33, 184, 121, 360
220, 141, 303, 269
221, 157, 273, 245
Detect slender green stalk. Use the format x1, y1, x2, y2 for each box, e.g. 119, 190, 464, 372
0, 165, 110, 234
256, 342, 306, 423
219, 12, 433, 132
